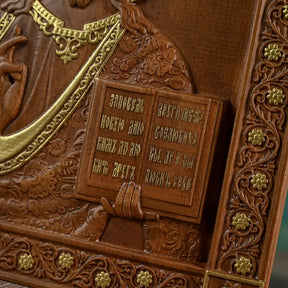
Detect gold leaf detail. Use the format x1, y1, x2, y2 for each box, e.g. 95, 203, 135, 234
267, 88, 285, 105
232, 213, 250, 230
137, 271, 153, 288
283, 5, 288, 18
18, 253, 34, 270
95, 272, 111, 288
248, 129, 265, 146
29, 0, 120, 64
0, 13, 15, 41
264, 44, 282, 61
58, 252, 74, 269
234, 257, 252, 275
251, 173, 269, 191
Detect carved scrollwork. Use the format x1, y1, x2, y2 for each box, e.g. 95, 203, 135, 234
144, 218, 200, 262
105, 32, 193, 92
0, 232, 203, 288
0, 99, 93, 234
217, 0, 288, 276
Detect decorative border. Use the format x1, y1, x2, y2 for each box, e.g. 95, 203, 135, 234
203, 271, 264, 288
215, 0, 288, 278
0, 21, 124, 175
0, 232, 203, 288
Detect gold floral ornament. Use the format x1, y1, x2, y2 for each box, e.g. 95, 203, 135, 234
232, 213, 250, 231
29, 0, 121, 64
58, 252, 74, 269
95, 272, 111, 288
251, 173, 269, 191
234, 257, 253, 275
267, 88, 285, 105
248, 129, 265, 146
137, 271, 153, 288
283, 5, 288, 18
18, 253, 34, 270
264, 44, 282, 61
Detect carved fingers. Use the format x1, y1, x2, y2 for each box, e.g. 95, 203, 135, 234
101, 182, 159, 221
0, 35, 27, 56
0, 28, 27, 133
102, 182, 143, 219
1, 0, 34, 16
0, 61, 23, 76
116, 182, 143, 219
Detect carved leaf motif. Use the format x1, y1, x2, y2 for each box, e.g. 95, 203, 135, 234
0, 232, 201, 287
106, 30, 192, 92
143, 219, 200, 262
217, 0, 288, 276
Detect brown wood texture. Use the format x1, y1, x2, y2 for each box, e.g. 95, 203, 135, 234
140, 0, 259, 110
0, 0, 287, 288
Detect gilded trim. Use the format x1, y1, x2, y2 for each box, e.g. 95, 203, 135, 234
0, 12, 15, 41
29, 0, 121, 63
0, 22, 125, 175
203, 270, 264, 288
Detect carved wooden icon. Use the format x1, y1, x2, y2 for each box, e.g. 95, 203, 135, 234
0, 1, 287, 288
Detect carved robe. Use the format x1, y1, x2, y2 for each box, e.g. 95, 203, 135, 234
0, 0, 199, 262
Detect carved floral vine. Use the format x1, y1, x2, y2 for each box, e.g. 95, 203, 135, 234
0, 232, 203, 288
144, 219, 200, 262
0, 95, 91, 233
217, 0, 288, 277
105, 31, 193, 92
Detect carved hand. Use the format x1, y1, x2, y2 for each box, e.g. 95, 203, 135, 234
73, 206, 109, 241
0, 27, 27, 133
1, 0, 34, 15
101, 182, 159, 220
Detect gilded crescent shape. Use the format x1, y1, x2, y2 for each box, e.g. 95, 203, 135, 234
0, 20, 124, 174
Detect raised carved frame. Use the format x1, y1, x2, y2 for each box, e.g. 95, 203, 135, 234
0, 0, 288, 287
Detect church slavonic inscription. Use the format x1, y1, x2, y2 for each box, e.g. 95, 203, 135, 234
141, 93, 207, 207
76, 80, 223, 222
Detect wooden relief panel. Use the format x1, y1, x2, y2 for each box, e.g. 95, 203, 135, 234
0, 0, 287, 288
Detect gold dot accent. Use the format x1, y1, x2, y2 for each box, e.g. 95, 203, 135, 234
18, 253, 34, 270
264, 44, 282, 61
58, 252, 74, 269
251, 173, 269, 191
234, 257, 253, 275
95, 272, 111, 288
232, 213, 250, 231
248, 129, 265, 146
136, 271, 153, 288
